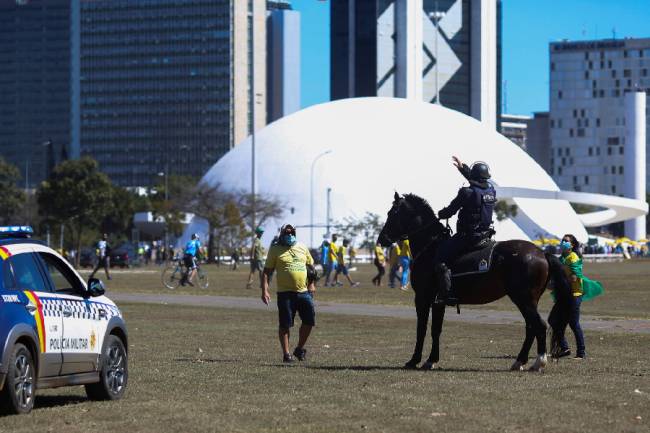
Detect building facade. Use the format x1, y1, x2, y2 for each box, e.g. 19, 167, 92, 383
0, 0, 75, 187
331, 0, 501, 129
526, 112, 551, 174
549, 38, 650, 196
79, 0, 266, 187
500, 114, 530, 149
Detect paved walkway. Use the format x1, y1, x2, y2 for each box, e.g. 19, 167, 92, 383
111, 292, 650, 335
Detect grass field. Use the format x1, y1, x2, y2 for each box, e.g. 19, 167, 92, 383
88, 259, 650, 319
1, 303, 648, 433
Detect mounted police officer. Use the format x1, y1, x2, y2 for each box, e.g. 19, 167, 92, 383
434, 156, 497, 306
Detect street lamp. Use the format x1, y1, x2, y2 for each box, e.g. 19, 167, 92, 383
310, 150, 332, 247
428, 4, 446, 105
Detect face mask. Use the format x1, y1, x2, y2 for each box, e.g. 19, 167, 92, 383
282, 234, 297, 246
560, 241, 572, 251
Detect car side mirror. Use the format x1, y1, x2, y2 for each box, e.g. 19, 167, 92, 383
87, 278, 105, 297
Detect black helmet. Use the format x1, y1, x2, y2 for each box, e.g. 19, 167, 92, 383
470, 162, 491, 180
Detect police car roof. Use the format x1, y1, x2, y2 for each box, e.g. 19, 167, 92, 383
0, 238, 45, 247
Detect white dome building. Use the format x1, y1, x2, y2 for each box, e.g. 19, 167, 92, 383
190, 98, 646, 247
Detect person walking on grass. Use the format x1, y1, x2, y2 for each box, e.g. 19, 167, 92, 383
398, 236, 412, 291
387, 242, 401, 288
324, 234, 339, 287
89, 233, 111, 281
550, 234, 604, 360
261, 224, 317, 363
247, 226, 266, 289
372, 243, 386, 286
181, 233, 202, 286
334, 238, 360, 287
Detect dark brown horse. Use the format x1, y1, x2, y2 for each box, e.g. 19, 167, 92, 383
377, 193, 573, 371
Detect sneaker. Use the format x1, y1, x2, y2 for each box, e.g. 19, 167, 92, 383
400, 285, 409, 292
283, 353, 294, 363
571, 354, 586, 360
351, 282, 360, 287
335, 282, 343, 287
557, 349, 571, 358
293, 347, 307, 361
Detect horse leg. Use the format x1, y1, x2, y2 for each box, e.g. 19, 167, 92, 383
509, 298, 536, 371
421, 304, 445, 370
405, 292, 430, 369
528, 308, 548, 372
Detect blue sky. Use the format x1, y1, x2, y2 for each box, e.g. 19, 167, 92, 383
292, 0, 650, 115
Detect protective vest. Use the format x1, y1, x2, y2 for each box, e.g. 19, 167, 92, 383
457, 183, 496, 233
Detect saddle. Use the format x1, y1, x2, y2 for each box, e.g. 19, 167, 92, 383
449, 240, 498, 277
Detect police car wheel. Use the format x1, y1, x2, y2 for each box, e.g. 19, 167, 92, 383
0, 343, 36, 415
85, 335, 128, 401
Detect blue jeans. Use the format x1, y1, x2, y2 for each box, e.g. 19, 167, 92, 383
560, 296, 585, 357
399, 256, 410, 287
323, 260, 337, 284
388, 264, 400, 287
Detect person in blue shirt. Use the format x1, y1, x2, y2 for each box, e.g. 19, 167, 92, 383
182, 233, 202, 286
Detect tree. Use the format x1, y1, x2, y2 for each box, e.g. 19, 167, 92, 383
335, 212, 385, 253
101, 186, 150, 244
36, 157, 113, 266
149, 174, 197, 238
494, 200, 518, 221
0, 157, 26, 225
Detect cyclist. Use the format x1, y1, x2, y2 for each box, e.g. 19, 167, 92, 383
182, 233, 202, 286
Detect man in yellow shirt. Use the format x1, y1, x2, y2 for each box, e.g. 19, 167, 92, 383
262, 224, 316, 363
388, 242, 401, 288
247, 226, 266, 289
333, 238, 360, 287
372, 243, 386, 286
399, 236, 412, 291
324, 233, 339, 286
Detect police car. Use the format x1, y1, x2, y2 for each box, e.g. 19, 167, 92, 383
0, 226, 128, 414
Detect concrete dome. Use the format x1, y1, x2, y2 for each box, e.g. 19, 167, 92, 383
196, 97, 590, 247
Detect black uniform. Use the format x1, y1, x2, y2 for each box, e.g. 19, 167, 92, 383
434, 163, 496, 304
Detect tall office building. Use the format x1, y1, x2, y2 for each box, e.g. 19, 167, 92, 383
79, 0, 266, 187
0, 0, 76, 187
267, 0, 300, 123
549, 38, 650, 196
526, 112, 551, 174
500, 114, 530, 149
331, 0, 501, 129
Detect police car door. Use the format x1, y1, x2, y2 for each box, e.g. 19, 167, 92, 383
2, 250, 63, 377
34, 251, 98, 375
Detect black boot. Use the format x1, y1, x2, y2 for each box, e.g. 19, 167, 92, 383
434, 263, 458, 306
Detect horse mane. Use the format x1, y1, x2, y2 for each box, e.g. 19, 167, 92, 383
402, 194, 445, 233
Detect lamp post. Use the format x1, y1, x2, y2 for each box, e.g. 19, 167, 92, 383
310, 150, 332, 247
428, 5, 446, 105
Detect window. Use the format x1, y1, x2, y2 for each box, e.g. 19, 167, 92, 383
643, 69, 648, 77
585, 118, 589, 127
566, 148, 571, 156
588, 147, 593, 156
616, 79, 620, 87
608, 60, 612, 68
596, 147, 600, 156
624, 50, 628, 58
585, 176, 589, 185
619, 166, 624, 175
584, 52, 589, 60
612, 70, 617, 78
596, 118, 601, 127
558, 90, 563, 99
37, 253, 82, 294
619, 147, 624, 155
611, 166, 616, 174
611, 185, 616, 194
551, 62, 555, 71
569, 129, 574, 137
1, 260, 14, 290
624, 69, 631, 77
607, 147, 612, 155
588, 61, 593, 69
580, 109, 585, 117
558, 167, 563, 175
573, 109, 577, 118
577, 128, 585, 137
5, 254, 49, 292
573, 176, 578, 184
584, 70, 589, 79
558, 148, 562, 156
558, 119, 563, 128
550, 119, 555, 128
607, 137, 620, 145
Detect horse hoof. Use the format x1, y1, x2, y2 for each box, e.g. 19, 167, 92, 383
404, 360, 419, 370
510, 360, 525, 371
420, 361, 438, 370
528, 354, 548, 372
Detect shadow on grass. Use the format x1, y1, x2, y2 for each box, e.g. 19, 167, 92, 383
479, 355, 516, 360
34, 395, 87, 410
300, 365, 511, 373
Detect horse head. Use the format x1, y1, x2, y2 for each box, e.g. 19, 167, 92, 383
377, 192, 445, 247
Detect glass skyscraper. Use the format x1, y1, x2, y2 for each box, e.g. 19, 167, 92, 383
80, 0, 266, 187
0, 0, 74, 187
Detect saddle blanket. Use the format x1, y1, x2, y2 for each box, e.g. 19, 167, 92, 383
450, 240, 498, 277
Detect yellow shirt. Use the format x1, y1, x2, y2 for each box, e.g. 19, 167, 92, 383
375, 246, 385, 263
338, 245, 347, 263
264, 243, 314, 293
562, 251, 584, 296
389, 244, 401, 265
399, 239, 412, 260
328, 242, 339, 263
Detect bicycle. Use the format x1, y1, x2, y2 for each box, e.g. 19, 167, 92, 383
162, 257, 209, 290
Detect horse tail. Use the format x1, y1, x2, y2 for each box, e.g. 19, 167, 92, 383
544, 252, 572, 357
